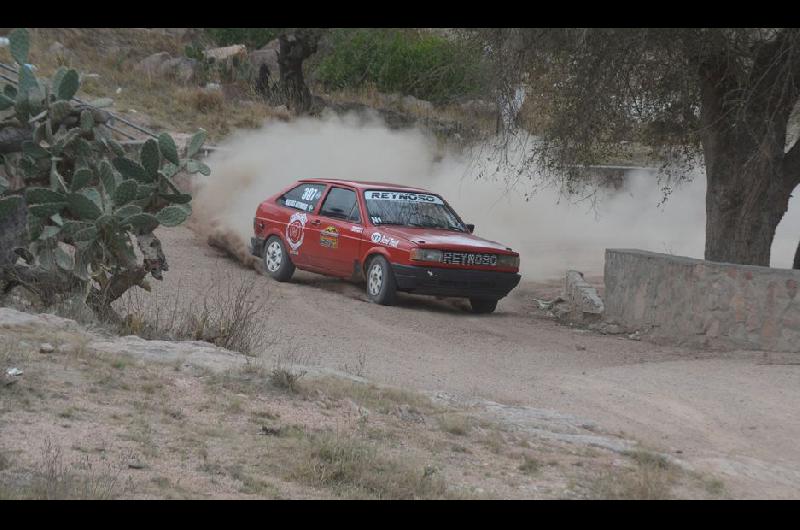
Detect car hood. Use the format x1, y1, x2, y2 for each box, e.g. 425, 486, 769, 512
375, 226, 514, 253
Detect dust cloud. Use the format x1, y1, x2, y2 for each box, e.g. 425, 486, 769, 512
192, 112, 800, 280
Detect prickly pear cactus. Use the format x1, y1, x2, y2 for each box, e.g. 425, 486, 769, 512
0, 28, 211, 314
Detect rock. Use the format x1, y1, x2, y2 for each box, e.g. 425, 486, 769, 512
39, 343, 55, 354
563, 270, 605, 323
135, 52, 171, 76
157, 57, 198, 84
0, 308, 78, 331
48, 41, 76, 65
204, 44, 247, 62
127, 459, 146, 470
249, 44, 279, 78
401, 95, 434, 113
598, 323, 624, 335
258, 425, 281, 436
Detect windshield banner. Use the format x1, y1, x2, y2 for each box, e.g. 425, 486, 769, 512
365, 190, 444, 205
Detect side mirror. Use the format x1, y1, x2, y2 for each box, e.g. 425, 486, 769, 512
465, 223, 475, 233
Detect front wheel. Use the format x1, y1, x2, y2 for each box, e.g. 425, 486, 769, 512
365, 256, 397, 305
469, 298, 498, 314
263, 236, 295, 282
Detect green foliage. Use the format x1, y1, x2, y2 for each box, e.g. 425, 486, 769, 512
315, 29, 488, 104
9, 28, 30, 66
0, 28, 211, 310
204, 28, 281, 50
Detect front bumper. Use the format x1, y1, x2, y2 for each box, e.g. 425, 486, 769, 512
391, 264, 521, 300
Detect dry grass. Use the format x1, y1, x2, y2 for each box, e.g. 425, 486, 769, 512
585, 450, 679, 500
115, 269, 272, 356
518, 454, 542, 475
0, 437, 131, 500
176, 87, 225, 113
438, 413, 472, 436
303, 376, 435, 415
291, 430, 451, 499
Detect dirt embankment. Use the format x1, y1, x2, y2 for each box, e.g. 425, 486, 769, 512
0, 306, 718, 499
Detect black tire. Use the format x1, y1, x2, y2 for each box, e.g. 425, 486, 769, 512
469, 298, 498, 314
365, 255, 397, 305
263, 235, 295, 282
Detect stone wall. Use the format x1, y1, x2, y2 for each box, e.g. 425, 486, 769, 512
604, 249, 800, 352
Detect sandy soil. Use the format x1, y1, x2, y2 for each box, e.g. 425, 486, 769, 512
145, 226, 800, 499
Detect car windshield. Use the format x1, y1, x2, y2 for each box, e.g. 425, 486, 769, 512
363, 190, 466, 231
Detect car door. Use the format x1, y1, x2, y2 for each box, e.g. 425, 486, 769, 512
275, 182, 328, 268
313, 186, 365, 276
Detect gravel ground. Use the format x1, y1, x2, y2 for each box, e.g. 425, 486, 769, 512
144, 225, 800, 499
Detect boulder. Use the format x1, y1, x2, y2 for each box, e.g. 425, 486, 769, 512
250, 50, 277, 77
157, 57, 199, 84
48, 41, 76, 65
563, 270, 605, 322
203, 44, 247, 62
401, 95, 434, 113
135, 52, 171, 76
249, 39, 280, 76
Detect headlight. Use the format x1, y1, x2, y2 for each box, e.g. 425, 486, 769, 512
410, 248, 443, 262
496, 254, 520, 268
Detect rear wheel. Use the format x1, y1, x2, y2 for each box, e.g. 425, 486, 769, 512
469, 298, 498, 314
365, 255, 397, 305
263, 236, 295, 282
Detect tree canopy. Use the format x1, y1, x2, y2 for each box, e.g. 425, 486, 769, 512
481, 28, 800, 266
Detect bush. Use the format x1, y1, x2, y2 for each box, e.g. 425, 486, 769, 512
204, 28, 281, 50
314, 29, 488, 104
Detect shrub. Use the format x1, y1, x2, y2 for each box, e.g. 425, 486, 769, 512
314, 29, 488, 104
0, 28, 209, 320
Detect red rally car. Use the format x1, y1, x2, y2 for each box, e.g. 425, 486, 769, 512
250, 179, 521, 313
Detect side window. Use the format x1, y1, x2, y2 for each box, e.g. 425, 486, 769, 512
277, 184, 326, 212
319, 187, 361, 222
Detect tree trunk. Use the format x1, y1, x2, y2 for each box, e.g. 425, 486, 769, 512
703, 151, 794, 266
698, 49, 799, 267
794, 239, 800, 270
277, 30, 321, 114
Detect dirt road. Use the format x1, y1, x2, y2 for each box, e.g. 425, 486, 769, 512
149, 226, 800, 499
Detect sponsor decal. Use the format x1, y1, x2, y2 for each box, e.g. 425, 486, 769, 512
371, 231, 399, 248
350, 226, 363, 234
365, 190, 444, 205
286, 212, 307, 253
442, 251, 497, 266
285, 199, 311, 211
320, 226, 339, 249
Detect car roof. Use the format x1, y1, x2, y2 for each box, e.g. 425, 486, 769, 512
297, 178, 434, 195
